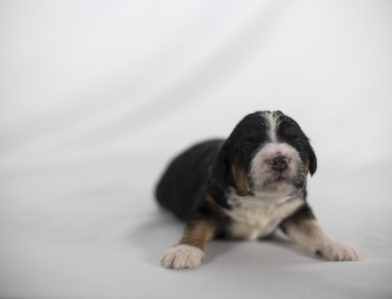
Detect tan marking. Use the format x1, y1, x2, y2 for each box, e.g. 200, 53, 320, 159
205, 194, 224, 215
286, 217, 318, 236
179, 219, 215, 250
283, 217, 359, 261
305, 159, 310, 175
231, 164, 252, 195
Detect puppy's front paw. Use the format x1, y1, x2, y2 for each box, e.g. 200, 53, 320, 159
316, 239, 359, 261
161, 244, 205, 270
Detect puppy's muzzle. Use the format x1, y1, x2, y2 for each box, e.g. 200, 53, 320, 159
269, 155, 289, 172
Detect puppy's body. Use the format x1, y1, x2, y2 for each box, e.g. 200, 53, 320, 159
156, 139, 223, 222
156, 111, 358, 269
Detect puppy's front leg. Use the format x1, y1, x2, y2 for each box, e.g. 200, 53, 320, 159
282, 205, 359, 261
161, 218, 215, 269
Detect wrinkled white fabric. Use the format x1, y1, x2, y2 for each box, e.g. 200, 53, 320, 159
1, 1, 391, 298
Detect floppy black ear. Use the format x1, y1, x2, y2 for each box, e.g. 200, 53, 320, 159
306, 143, 317, 176
213, 141, 230, 182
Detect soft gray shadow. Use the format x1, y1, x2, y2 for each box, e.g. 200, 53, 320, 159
130, 208, 236, 268
130, 208, 181, 267
203, 239, 239, 267
130, 207, 320, 268
261, 230, 319, 260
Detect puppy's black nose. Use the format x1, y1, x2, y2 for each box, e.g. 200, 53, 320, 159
270, 155, 288, 172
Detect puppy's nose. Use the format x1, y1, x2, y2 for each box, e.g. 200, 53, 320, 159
270, 155, 288, 172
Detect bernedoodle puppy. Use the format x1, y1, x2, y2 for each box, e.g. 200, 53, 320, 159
156, 111, 359, 270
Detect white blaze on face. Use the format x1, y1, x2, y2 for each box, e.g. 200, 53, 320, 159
264, 111, 278, 143
250, 112, 302, 191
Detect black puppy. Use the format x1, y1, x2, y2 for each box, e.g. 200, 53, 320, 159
156, 111, 359, 269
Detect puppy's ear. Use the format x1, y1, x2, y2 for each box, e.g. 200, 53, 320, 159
214, 142, 230, 182
306, 143, 317, 176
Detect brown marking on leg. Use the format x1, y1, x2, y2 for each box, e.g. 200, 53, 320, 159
161, 216, 217, 269
281, 205, 359, 261
282, 204, 315, 228
161, 220, 214, 269
282, 205, 322, 248
179, 219, 215, 250
205, 194, 225, 215
231, 164, 252, 195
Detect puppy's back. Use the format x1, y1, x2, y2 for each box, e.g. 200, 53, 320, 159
155, 139, 223, 221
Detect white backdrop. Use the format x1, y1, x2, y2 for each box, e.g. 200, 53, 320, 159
1, 1, 392, 298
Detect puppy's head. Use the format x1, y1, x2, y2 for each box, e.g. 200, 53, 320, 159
216, 111, 317, 194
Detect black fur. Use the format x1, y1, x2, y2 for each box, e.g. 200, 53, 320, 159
275, 111, 317, 175
156, 139, 223, 221
155, 111, 317, 235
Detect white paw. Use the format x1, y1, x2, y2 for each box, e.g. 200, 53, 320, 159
316, 239, 359, 261
160, 244, 205, 269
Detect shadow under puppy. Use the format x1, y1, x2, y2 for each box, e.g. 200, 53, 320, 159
156, 111, 359, 270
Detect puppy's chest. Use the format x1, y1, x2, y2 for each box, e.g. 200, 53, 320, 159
224, 194, 304, 240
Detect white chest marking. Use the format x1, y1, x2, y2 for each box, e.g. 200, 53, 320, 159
224, 192, 304, 240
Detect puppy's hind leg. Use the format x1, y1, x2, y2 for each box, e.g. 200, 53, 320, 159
161, 218, 216, 270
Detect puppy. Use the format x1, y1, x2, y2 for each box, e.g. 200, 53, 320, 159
156, 111, 359, 270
